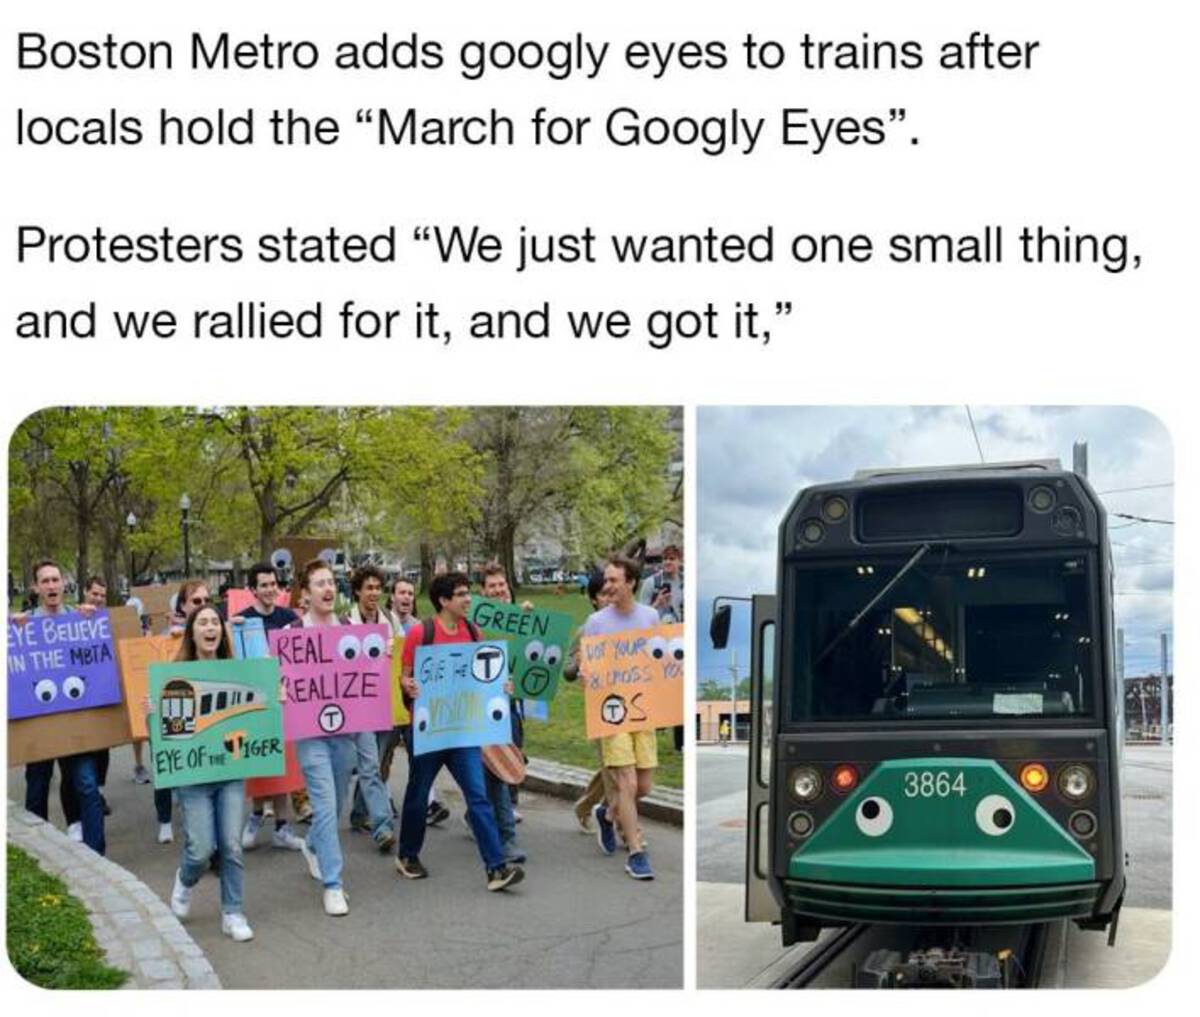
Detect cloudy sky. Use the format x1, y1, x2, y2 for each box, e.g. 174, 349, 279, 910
697, 406, 1173, 684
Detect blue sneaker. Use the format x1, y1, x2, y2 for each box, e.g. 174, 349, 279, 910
593, 803, 616, 855
625, 851, 654, 880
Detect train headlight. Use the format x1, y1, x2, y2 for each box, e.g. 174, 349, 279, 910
1019, 763, 1049, 793
799, 519, 825, 545
1058, 764, 1094, 801
1068, 810, 1098, 839
790, 766, 822, 803
789, 811, 815, 839
1028, 485, 1057, 513
822, 496, 849, 523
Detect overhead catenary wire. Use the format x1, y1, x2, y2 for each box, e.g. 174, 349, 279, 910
964, 405, 986, 463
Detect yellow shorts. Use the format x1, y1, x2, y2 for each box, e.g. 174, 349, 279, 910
601, 729, 658, 770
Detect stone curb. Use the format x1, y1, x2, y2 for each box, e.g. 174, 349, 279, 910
523, 757, 683, 826
6, 800, 221, 990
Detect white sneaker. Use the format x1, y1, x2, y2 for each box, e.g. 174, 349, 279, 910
299, 840, 322, 881
67, 822, 83, 842
132, 764, 151, 785
272, 824, 305, 851
323, 887, 349, 916
221, 912, 254, 942
242, 811, 263, 849
513, 809, 524, 824
170, 870, 192, 919
157, 822, 174, 844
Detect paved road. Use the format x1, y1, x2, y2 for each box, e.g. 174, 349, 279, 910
698, 742, 1173, 907
9, 746, 682, 989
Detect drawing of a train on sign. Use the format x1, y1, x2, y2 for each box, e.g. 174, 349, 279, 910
159, 677, 267, 739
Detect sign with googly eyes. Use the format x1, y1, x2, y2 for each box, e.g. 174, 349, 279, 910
268, 623, 393, 739
580, 623, 685, 739
468, 597, 574, 701
8, 610, 123, 720
410, 640, 512, 756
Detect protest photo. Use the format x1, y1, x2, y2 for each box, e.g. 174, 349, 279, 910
6, 405, 684, 989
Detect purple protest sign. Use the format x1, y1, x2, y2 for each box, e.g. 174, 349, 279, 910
268, 623, 393, 739
8, 610, 123, 720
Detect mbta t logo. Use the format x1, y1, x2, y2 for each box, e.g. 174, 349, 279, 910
471, 644, 506, 683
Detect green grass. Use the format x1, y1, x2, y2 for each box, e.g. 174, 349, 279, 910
6, 845, 128, 990
514, 587, 683, 790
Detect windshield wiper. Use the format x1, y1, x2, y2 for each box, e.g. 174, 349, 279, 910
813, 542, 934, 667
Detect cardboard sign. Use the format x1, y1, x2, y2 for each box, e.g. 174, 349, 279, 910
390, 635, 410, 725
148, 657, 285, 789
468, 597, 573, 701
411, 640, 511, 755
227, 588, 291, 616
7, 606, 141, 766
131, 584, 174, 624
231, 616, 269, 660
270, 624, 392, 739
581, 623, 685, 739
116, 634, 180, 740
271, 537, 337, 577
8, 610, 123, 720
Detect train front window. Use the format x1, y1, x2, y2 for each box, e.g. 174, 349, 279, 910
791, 554, 1096, 722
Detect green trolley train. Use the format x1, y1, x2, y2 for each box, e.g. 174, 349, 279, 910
712, 460, 1126, 947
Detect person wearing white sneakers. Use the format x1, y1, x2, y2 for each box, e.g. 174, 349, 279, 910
150, 605, 255, 942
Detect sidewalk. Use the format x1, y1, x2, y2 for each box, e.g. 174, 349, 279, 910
524, 757, 684, 826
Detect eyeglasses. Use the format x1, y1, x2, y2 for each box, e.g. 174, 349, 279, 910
189, 596, 210, 606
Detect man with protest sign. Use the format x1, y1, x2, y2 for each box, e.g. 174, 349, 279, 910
12, 560, 107, 854
235, 562, 306, 852
345, 565, 398, 850
582, 555, 661, 880
395, 572, 525, 891
77, 576, 113, 817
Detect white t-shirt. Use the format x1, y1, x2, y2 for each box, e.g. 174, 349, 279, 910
582, 602, 660, 638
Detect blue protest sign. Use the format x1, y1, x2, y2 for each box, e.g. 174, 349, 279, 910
8, 610, 122, 720
231, 616, 269, 660
523, 699, 550, 722
411, 640, 511, 755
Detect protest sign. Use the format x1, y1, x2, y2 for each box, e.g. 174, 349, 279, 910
581, 623, 685, 739
523, 699, 550, 722
390, 635, 410, 725
468, 597, 573, 701
8, 609, 122, 720
270, 624, 392, 739
227, 588, 291, 616
7, 607, 139, 766
131, 584, 174, 628
411, 640, 511, 755
148, 657, 285, 789
271, 537, 338, 577
232, 616, 269, 660
245, 742, 305, 797
116, 634, 179, 739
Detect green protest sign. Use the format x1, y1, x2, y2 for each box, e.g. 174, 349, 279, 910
468, 597, 574, 700
148, 658, 285, 790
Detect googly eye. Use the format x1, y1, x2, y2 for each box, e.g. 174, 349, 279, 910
855, 796, 894, 837
270, 547, 293, 571
524, 640, 545, 664
337, 634, 362, 660
34, 678, 58, 704
361, 633, 387, 659
486, 696, 509, 723
62, 675, 87, 700
414, 706, 430, 734
646, 636, 667, 661
544, 644, 562, 667
318, 548, 337, 566
668, 637, 685, 662
975, 794, 1016, 836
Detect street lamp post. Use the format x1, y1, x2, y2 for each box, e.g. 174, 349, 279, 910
179, 493, 191, 576
126, 511, 137, 591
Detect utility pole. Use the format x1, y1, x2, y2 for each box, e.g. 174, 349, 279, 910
1072, 440, 1088, 477
1161, 632, 1170, 745
728, 648, 739, 744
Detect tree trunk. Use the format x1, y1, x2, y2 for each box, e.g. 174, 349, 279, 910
498, 523, 517, 590
419, 541, 434, 593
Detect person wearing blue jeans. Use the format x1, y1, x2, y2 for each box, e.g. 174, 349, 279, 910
393, 572, 524, 892
25, 753, 105, 855
347, 729, 395, 849
171, 779, 250, 939
484, 771, 522, 863
295, 734, 357, 906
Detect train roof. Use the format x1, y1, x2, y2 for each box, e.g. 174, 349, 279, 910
852, 459, 1063, 482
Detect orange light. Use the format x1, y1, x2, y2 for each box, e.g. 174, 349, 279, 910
1020, 763, 1049, 793
831, 764, 859, 794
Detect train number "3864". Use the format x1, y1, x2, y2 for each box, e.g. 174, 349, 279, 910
903, 771, 967, 798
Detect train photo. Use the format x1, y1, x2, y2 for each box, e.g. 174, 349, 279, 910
710, 458, 1127, 986
158, 677, 266, 739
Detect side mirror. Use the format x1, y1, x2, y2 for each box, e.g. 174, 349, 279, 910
710, 603, 732, 649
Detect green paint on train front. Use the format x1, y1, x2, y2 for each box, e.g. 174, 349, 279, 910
789, 758, 1095, 887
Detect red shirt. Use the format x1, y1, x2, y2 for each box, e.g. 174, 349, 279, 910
400, 615, 479, 714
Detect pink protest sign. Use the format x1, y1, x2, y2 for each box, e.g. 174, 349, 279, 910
268, 624, 392, 739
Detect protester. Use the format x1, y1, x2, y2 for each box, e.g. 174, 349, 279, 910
345, 565, 398, 851
582, 556, 661, 880
395, 572, 525, 891
291, 559, 359, 916
639, 544, 683, 624
234, 563, 306, 852
169, 579, 212, 634
75, 577, 112, 819
147, 605, 254, 942
13, 560, 106, 855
